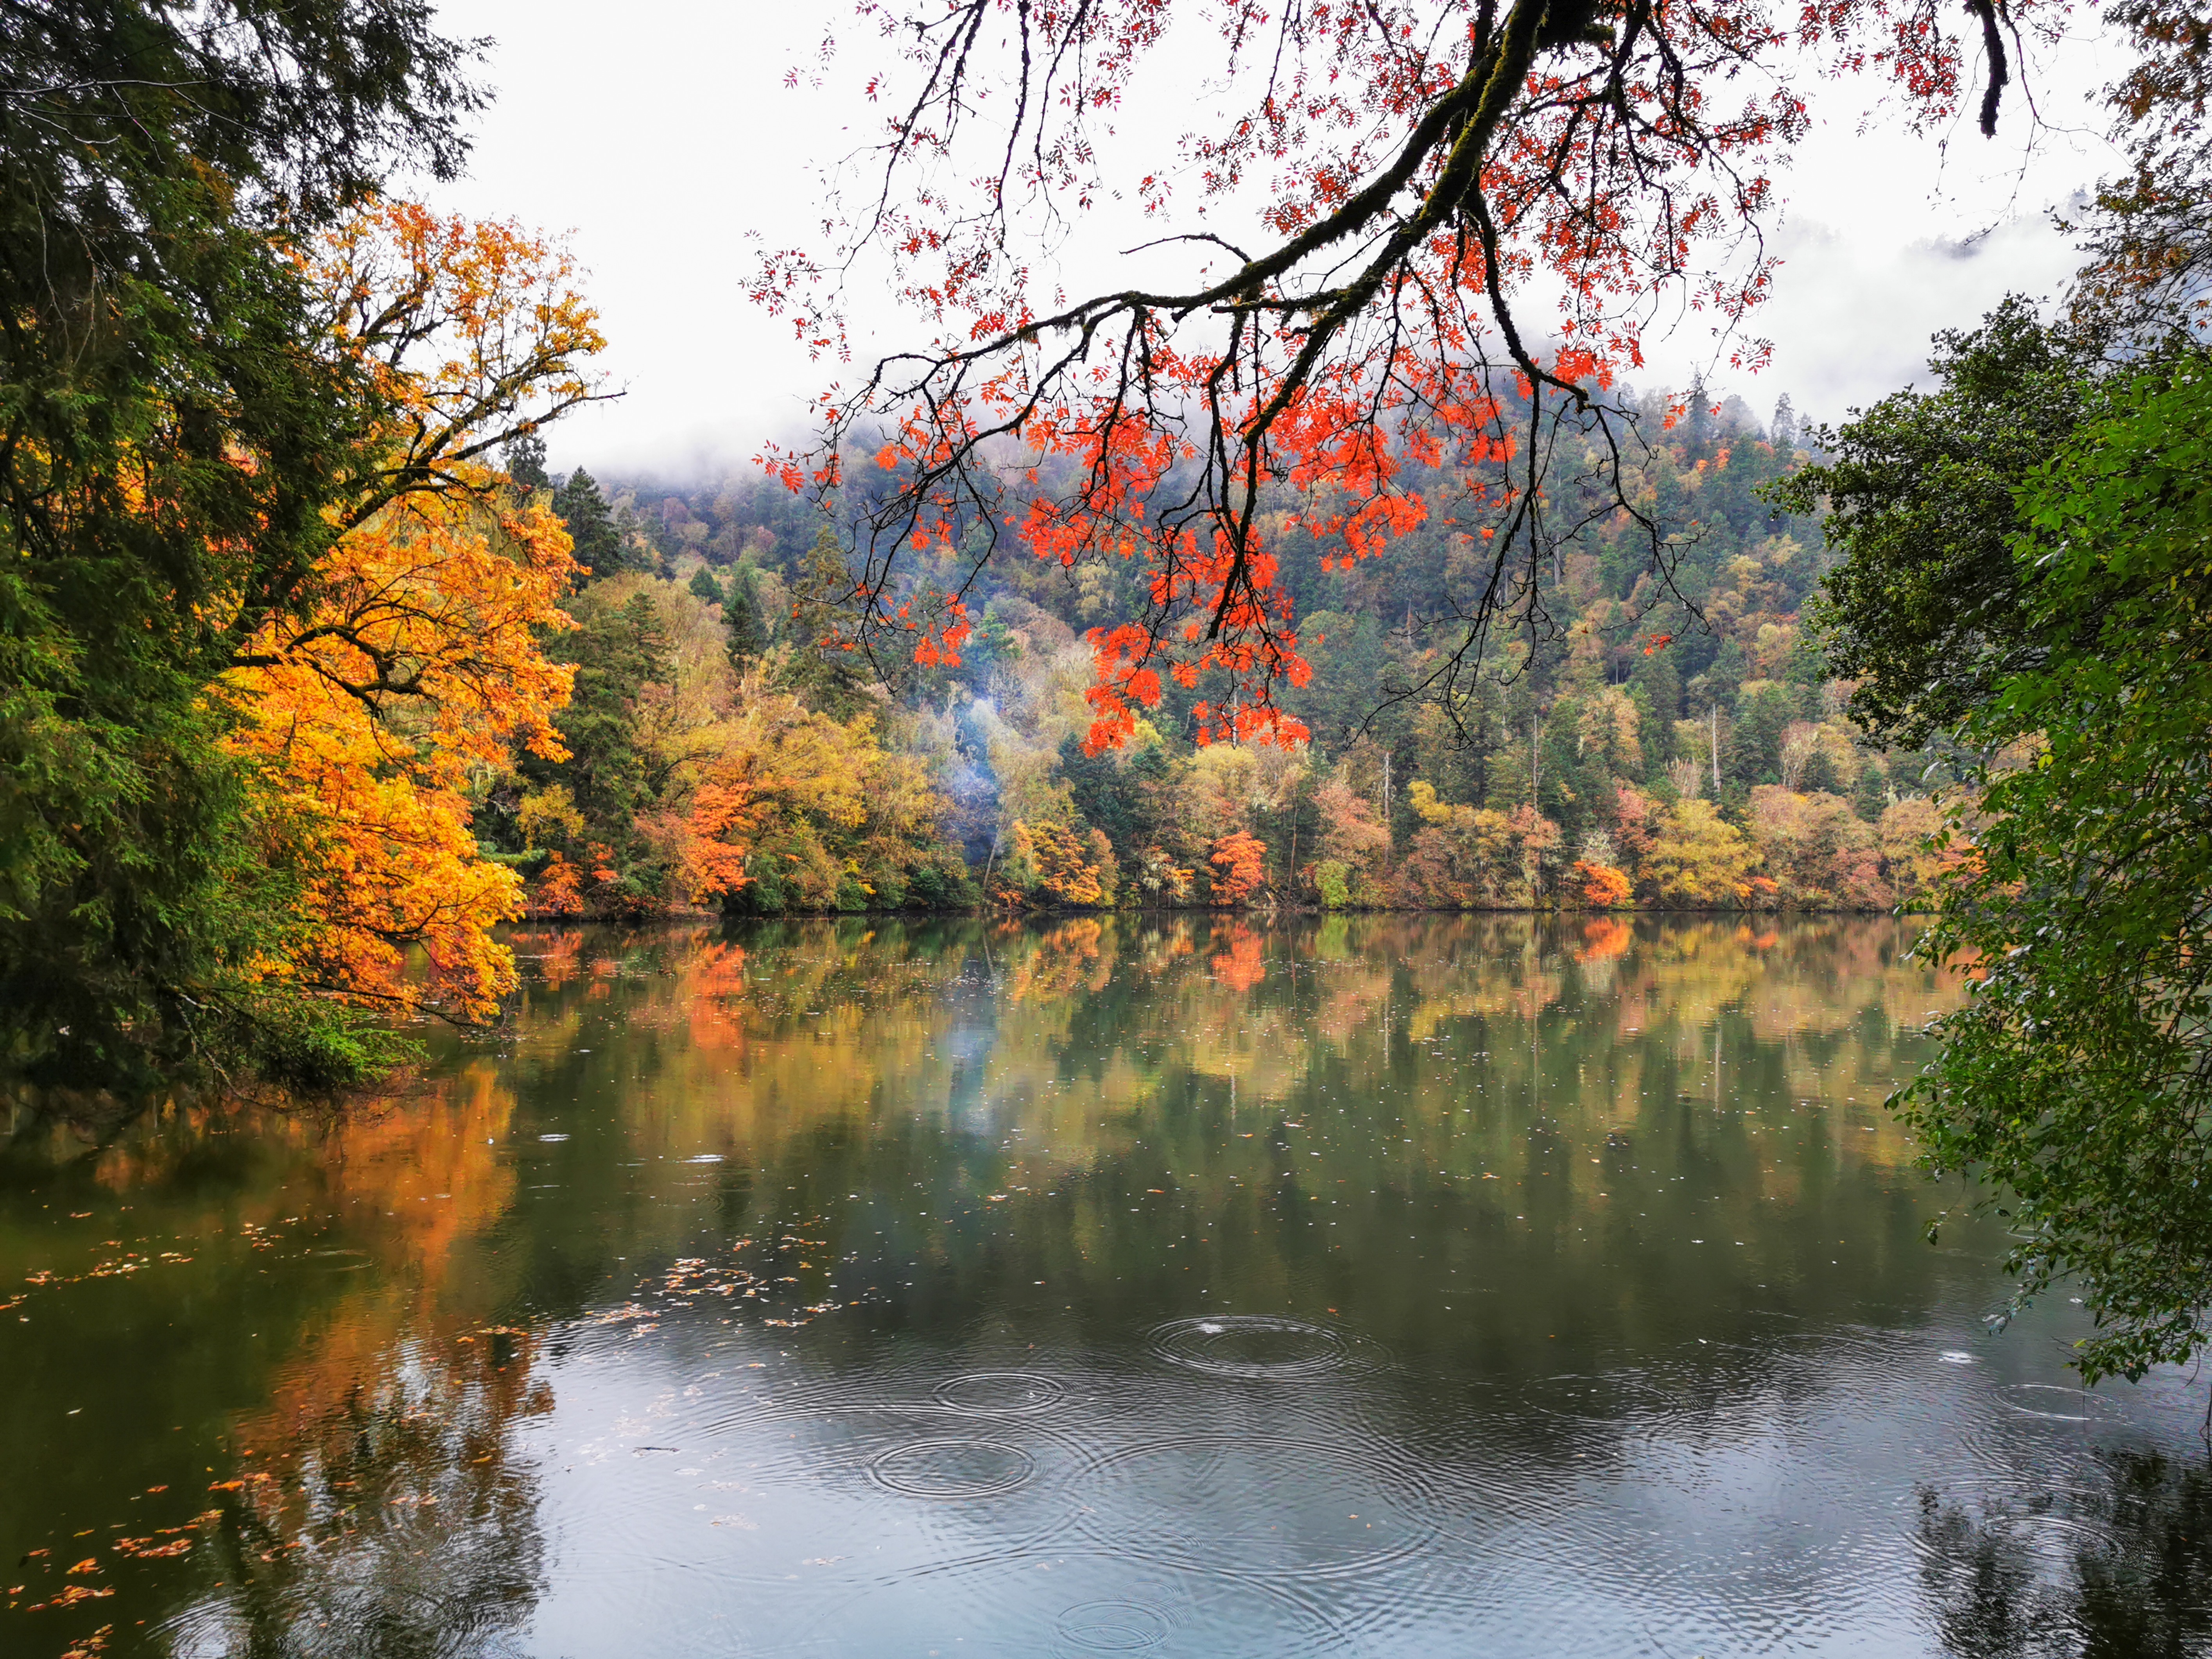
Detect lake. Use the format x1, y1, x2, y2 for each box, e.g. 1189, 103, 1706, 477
5, 915, 2208, 1657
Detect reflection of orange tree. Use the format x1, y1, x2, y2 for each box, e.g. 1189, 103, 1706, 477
1208, 924, 1267, 992
1576, 918, 1634, 963
1005, 918, 1111, 1003
196, 1324, 550, 1657
507, 928, 587, 989
41, 1067, 543, 1651
685, 941, 753, 1051
187, 1066, 546, 1648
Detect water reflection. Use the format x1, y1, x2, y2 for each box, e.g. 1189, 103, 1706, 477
1918, 1453, 2212, 1659
2, 915, 2207, 1657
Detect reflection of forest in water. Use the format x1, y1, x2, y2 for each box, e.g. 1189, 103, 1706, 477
3, 915, 2208, 1657
1918, 1455, 2212, 1659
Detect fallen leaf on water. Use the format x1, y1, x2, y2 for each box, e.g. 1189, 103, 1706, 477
30, 1584, 113, 1609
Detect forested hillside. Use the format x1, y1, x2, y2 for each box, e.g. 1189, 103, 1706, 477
499, 389, 1955, 918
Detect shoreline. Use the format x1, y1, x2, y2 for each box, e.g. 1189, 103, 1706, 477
516, 900, 1926, 924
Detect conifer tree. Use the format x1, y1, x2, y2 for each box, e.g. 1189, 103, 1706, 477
724, 566, 770, 674
504, 431, 551, 491
554, 468, 626, 581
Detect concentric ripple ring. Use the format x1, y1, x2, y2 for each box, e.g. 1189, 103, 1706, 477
1055, 1599, 1175, 1651
1147, 1315, 1355, 1378
866, 1436, 1038, 1499
932, 1370, 1070, 1415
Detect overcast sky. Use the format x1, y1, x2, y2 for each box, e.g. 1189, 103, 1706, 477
418, 0, 2129, 478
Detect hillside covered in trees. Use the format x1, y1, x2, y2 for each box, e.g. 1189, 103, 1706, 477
501, 388, 1955, 920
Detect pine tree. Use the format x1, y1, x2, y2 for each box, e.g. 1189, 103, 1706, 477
504, 430, 550, 491
553, 468, 626, 581
724, 565, 770, 673
780, 529, 869, 715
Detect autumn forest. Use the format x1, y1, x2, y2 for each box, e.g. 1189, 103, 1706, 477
516, 392, 1948, 933
6, 0, 2212, 1392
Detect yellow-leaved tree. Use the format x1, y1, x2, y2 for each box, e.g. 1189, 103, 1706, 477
224, 202, 605, 1031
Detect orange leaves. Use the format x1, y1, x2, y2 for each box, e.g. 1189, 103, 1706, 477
218, 202, 606, 1027
1570, 860, 1635, 909
751, 0, 2051, 770
671, 772, 765, 905
228, 483, 577, 1020
995, 820, 1115, 907
1208, 830, 1269, 905
1576, 916, 1635, 962
316, 201, 606, 502
534, 854, 586, 916
910, 596, 972, 668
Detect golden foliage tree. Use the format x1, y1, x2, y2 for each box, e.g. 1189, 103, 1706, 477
227, 203, 606, 1026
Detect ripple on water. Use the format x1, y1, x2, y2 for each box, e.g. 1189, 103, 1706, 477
1074, 1433, 1440, 1580
566, 1406, 1091, 1589
1518, 1370, 1672, 1427
869, 1437, 1038, 1499
1146, 1315, 1377, 1380
794, 1552, 1345, 1658
933, 1371, 1070, 1415
2000, 1383, 2121, 1424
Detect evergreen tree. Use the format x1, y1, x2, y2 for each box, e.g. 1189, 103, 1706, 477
504, 430, 550, 491
1851, 760, 1890, 822
688, 565, 726, 609
1628, 646, 1683, 773
724, 565, 771, 673
554, 468, 626, 581
528, 594, 670, 868
0, 0, 483, 1092
1724, 683, 1795, 789
780, 528, 871, 717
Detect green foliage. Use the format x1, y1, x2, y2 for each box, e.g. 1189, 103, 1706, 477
1900, 354, 2212, 1383
1723, 682, 1801, 794
0, 0, 478, 1093
554, 468, 627, 581
1775, 298, 2090, 746
527, 592, 671, 883
505, 432, 551, 491
724, 565, 770, 670
780, 529, 871, 717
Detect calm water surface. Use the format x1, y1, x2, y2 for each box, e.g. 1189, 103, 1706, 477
5, 916, 2210, 1658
